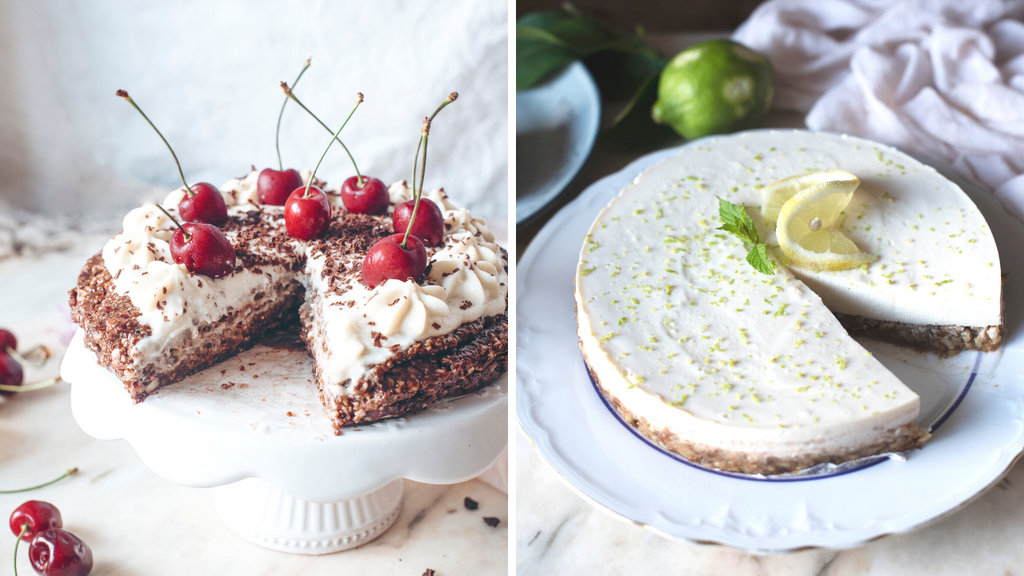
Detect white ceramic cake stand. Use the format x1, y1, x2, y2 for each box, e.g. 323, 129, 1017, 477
61, 329, 507, 555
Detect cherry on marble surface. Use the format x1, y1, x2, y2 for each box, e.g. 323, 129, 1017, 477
0, 329, 17, 353
29, 529, 93, 576
9, 501, 61, 541
0, 353, 24, 396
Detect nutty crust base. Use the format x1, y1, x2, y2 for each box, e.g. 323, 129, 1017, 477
835, 313, 1003, 357
309, 314, 508, 434
580, 343, 930, 476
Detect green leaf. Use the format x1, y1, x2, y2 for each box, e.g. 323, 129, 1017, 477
516, 31, 577, 90
746, 243, 776, 276
515, 4, 664, 91
715, 197, 760, 246
603, 70, 679, 151
715, 197, 774, 276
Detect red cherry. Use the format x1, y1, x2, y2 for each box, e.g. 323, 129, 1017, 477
392, 199, 445, 247
178, 182, 228, 225
10, 501, 62, 541
362, 233, 427, 288
340, 176, 389, 215
257, 168, 304, 206
169, 223, 236, 278
284, 186, 332, 240
0, 329, 16, 354
0, 353, 24, 396
29, 530, 93, 576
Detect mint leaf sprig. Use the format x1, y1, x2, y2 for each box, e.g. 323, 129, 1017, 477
716, 197, 775, 276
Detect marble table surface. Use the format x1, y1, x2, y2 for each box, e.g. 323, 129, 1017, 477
0, 241, 507, 575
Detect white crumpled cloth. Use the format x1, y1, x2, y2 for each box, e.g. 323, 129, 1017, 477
734, 0, 1024, 223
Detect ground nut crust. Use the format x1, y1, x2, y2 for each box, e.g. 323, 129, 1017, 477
308, 314, 508, 433
69, 253, 153, 399
835, 313, 1003, 357
580, 348, 930, 475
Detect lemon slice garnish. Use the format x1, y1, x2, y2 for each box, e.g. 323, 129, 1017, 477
775, 175, 877, 271
761, 169, 859, 222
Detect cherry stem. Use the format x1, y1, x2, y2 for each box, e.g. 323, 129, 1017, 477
6, 344, 52, 368
302, 93, 363, 199
13, 523, 26, 576
0, 377, 61, 393
281, 82, 365, 186
0, 468, 78, 494
402, 93, 458, 249
154, 204, 191, 242
116, 90, 193, 196
276, 58, 311, 171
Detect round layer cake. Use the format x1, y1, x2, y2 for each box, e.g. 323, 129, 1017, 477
574, 130, 1003, 475
70, 170, 508, 433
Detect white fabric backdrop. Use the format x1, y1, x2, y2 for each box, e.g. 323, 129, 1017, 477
0, 0, 507, 227
734, 0, 1024, 223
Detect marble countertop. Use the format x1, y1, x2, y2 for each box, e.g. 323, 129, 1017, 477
0, 242, 507, 575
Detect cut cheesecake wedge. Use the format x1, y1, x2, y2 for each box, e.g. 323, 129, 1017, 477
574, 130, 1002, 475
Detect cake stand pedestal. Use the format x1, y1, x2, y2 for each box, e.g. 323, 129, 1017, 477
61, 329, 507, 555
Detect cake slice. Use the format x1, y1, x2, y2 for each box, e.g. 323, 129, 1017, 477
574, 130, 1002, 474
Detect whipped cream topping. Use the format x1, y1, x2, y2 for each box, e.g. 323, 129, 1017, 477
101, 171, 506, 395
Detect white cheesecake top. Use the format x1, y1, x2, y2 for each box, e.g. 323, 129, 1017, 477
574, 130, 1000, 438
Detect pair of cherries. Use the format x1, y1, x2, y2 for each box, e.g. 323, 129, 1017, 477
271, 86, 396, 241
9, 501, 92, 576
117, 90, 236, 279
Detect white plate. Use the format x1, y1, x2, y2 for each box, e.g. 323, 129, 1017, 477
516, 61, 601, 225
516, 133, 1024, 553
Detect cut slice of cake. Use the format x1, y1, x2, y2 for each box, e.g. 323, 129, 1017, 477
574, 130, 1002, 475
69, 171, 508, 431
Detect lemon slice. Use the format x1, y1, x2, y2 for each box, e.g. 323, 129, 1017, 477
776, 176, 877, 271
761, 169, 858, 222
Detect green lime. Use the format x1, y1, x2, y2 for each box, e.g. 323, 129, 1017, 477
651, 40, 774, 140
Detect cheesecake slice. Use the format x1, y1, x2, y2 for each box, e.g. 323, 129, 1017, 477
574, 130, 1002, 475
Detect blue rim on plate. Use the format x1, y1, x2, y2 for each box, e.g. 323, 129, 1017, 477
516, 61, 601, 225
585, 351, 982, 483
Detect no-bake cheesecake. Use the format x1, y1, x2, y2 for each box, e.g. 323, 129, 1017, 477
575, 130, 1002, 474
